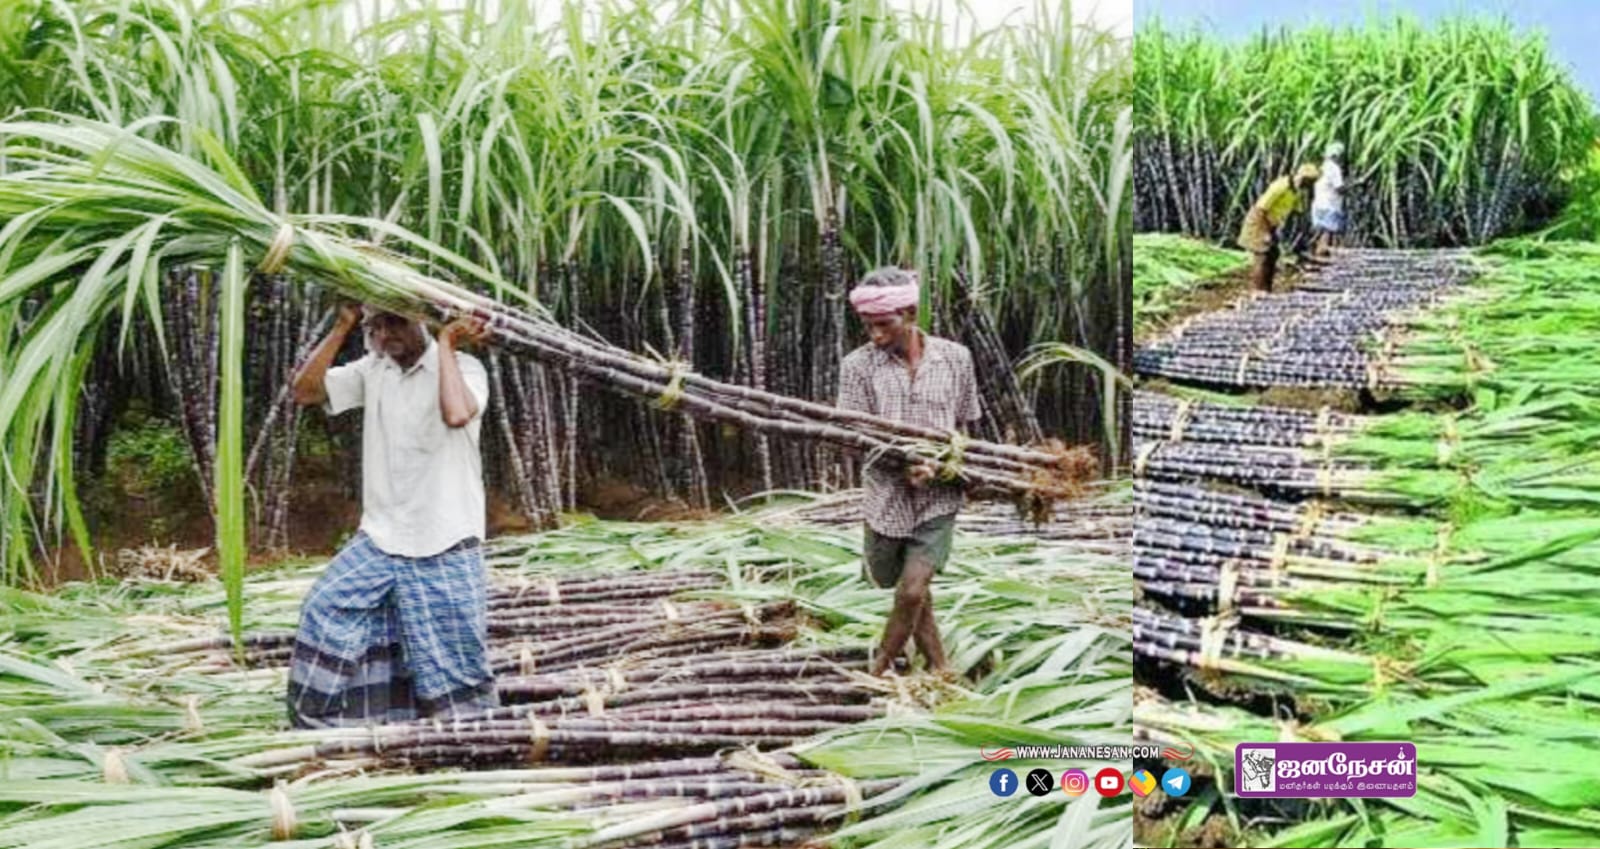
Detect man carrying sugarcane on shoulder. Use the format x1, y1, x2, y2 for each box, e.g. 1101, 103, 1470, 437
837, 267, 982, 679
1239, 163, 1320, 293
286, 303, 497, 727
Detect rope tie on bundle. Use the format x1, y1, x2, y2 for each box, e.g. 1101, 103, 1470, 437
269, 781, 298, 840
654, 360, 689, 411
606, 666, 629, 693
1133, 443, 1158, 477
544, 579, 561, 606
660, 599, 681, 623
724, 747, 798, 784
1436, 416, 1459, 468
1371, 653, 1400, 691
183, 694, 204, 733
519, 641, 537, 676
102, 747, 129, 784
728, 746, 864, 821
938, 430, 968, 482
1216, 560, 1240, 615
1317, 461, 1335, 497
527, 716, 552, 763
1235, 350, 1253, 384
1462, 343, 1489, 391
1269, 533, 1291, 583
1168, 399, 1193, 442
1426, 523, 1452, 588
1197, 615, 1236, 671
834, 774, 865, 824
582, 687, 606, 716
1294, 503, 1324, 540
1312, 406, 1331, 449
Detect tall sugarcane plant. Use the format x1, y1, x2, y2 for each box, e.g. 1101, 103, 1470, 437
0, 0, 1130, 567
1134, 16, 1594, 247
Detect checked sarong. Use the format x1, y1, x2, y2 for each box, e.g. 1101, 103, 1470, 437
287, 532, 498, 727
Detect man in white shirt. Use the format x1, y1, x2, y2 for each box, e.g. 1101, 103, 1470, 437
1311, 141, 1347, 259
285, 304, 497, 727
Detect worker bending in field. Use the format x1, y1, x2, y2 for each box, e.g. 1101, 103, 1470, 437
837, 267, 982, 678
287, 304, 497, 727
1310, 142, 1348, 260
1238, 163, 1320, 293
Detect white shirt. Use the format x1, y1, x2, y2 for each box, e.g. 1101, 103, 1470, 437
323, 338, 490, 557
1313, 158, 1345, 214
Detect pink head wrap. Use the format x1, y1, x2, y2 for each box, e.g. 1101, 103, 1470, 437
849, 279, 920, 316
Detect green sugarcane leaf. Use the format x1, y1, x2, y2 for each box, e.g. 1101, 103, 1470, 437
215, 240, 247, 651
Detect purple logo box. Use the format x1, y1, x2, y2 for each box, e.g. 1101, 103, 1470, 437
1235, 742, 1417, 798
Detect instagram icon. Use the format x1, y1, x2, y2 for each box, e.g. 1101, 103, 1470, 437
1061, 769, 1090, 797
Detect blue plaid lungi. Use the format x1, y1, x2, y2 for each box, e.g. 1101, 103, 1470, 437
287, 532, 498, 728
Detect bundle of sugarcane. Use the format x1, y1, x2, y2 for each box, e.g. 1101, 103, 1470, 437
1131, 439, 1453, 503
773, 486, 1132, 543
1131, 607, 1376, 693
235, 706, 902, 772
485, 602, 799, 676
1133, 391, 1364, 447
0, 117, 1093, 506
1137, 479, 1600, 601
1136, 389, 1600, 472
0, 754, 899, 849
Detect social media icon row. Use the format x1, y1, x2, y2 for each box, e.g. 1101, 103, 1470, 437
990, 766, 1191, 798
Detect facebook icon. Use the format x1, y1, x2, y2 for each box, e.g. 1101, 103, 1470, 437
990, 768, 1019, 797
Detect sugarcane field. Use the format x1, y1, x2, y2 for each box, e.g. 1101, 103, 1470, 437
1133, 4, 1600, 848
0, 0, 1139, 847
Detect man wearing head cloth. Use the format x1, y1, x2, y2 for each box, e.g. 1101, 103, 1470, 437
1310, 141, 1348, 260
837, 267, 982, 678
286, 303, 498, 726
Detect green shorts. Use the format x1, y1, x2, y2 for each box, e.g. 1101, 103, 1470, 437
862, 514, 956, 588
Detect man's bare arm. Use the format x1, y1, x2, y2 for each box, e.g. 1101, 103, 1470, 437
292, 304, 362, 407
438, 317, 490, 428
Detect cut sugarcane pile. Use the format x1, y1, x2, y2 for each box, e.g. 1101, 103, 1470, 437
1131, 247, 1600, 847
1, 505, 1133, 848
1134, 249, 1475, 389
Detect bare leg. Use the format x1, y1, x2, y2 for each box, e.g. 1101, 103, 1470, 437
910, 579, 949, 674
871, 558, 935, 676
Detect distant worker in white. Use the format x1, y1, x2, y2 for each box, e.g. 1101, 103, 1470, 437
1310, 141, 1347, 259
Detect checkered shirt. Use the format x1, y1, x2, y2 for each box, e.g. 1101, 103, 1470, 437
837, 332, 982, 538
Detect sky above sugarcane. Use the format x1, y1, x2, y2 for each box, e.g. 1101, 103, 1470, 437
1136, 0, 1600, 100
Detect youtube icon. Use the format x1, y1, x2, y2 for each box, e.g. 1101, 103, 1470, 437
1094, 767, 1125, 797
